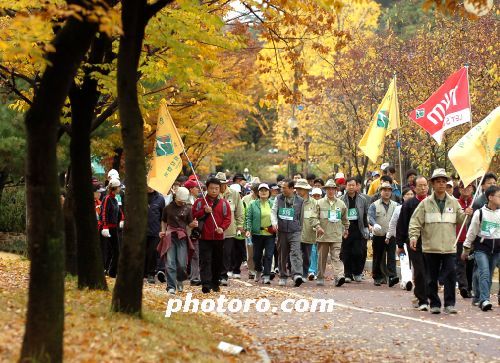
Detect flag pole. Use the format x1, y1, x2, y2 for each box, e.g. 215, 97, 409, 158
464, 63, 472, 127
394, 73, 404, 189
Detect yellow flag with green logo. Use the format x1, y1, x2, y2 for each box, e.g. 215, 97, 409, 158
147, 100, 184, 195
358, 77, 400, 163
448, 107, 500, 187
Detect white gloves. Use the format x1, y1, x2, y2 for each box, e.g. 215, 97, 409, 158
373, 224, 382, 233
119, 220, 124, 229
101, 229, 111, 238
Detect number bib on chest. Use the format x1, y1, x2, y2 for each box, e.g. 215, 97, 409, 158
481, 220, 499, 237
278, 207, 295, 221
328, 209, 341, 223
347, 208, 358, 221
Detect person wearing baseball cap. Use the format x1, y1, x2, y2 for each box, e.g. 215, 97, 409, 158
316, 179, 349, 287
367, 163, 391, 196
409, 168, 472, 314
368, 182, 399, 287
294, 179, 321, 280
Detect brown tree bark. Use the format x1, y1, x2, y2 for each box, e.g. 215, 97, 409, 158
20, 12, 97, 363
63, 170, 77, 276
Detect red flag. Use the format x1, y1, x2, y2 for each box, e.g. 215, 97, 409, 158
409, 67, 471, 144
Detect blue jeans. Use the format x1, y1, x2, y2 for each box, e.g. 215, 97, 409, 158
252, 234, 275, 276
166, 235, 188, 290
308, 243, 318, 274
474, 251, 500, 304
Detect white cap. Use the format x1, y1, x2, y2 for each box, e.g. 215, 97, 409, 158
108, 169, 120, 179
108, 178, 121, 188
244, 168, 249, 173
335, 172, 345, 180
380, 163, 390, 171
176, 187, 190, 202
311, 187, 322, 196
230, 183, 242, 193
258, 183, 270, 190
446, 180, 454, 187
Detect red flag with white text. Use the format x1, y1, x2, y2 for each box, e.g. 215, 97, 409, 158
409, 67, 471, 144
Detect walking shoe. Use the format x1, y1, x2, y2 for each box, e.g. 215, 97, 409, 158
373, 280, 381, 286
167, 288, 176, 295
418, 304, 429, 311
274, 267, 279, 274
430, 307, 441, 314
316, 278, 325, 286
308, 273, 315, 281
344, 277, 352, 283
202, 285, 211, 294
294, 275, 304, 287
278, 278, 287, 286
263, 275, 271, 285
190, 279, 201, 286
444, 306, 457, 314
227, 272, 233, 278
248, 271, 255, 280
404, 281, 413, 291
147, 275, 156, 284
177, 281, 183, 293
480, 300, 492, 311
232, 273, 241, 279
254, 271, 262, 282
335, 277, 345, 287
388, 276, 399, 287
353, 275, 362, 282
156, 271, 166, 283
220, 278, 229, 286
459, 288, 470, 299
380, 279, 387, 285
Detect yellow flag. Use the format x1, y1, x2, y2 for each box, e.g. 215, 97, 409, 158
147, 100, 184, 195
448, 107, 500, 187
358, 77, 400, 163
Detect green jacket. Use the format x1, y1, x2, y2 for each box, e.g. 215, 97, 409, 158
301, 196, 320, 243
408, 193, 467, 254
316, 196, 349, 243
245, 199, 274, 235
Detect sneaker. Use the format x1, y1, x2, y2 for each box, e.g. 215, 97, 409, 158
308, 273, 315, 281
459, 288, 470, 299
344, 277, 352, 283
353, 275, 362, 282
263, 275, 271, 285
254, 271, 262, 282
278, 278, 287, 286
480, 300, 492, 311
335, 277, 345, 287
190, 279, 201, 286
227, 272, 233, 278
430, 307, 441, 314
380, 279, 387, 285
232, 273, 241, 279
388, 276, 399, 287
167, 288, 176, 295
147, 275, 155, 284
202, 285, 211, 294
156, 271, 166, 283
294, 275, 304, 287
220, 278, 229, 286
274, 267, 279, 274
316, 278, 325, 286
418, 304, 429, 311
405, 281, 413, 291
177, 281, 183, 293
444, 306, 457, 314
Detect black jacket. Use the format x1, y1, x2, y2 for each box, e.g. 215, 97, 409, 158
147, 191, 166, 237
396, 196, 423, 248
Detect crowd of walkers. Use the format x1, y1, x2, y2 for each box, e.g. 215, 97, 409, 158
92, 164, 499, 314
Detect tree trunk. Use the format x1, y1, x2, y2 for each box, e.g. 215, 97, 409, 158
63, 173, 78, 276
0, 170, 8, 202
68, 34, 111, 291
112, 148, 123, 172
20, 14, 97, 363
111, 0, 148, 315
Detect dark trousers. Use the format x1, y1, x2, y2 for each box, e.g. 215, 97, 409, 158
199, 239, 224, 288
408, 242, 428, 305
301, 243, 313, 277
455, 243, 473, 292
424, 253, 456, 308
221, 237, 234, 279
107, 227, 120, 278
372, 236, 396, 280
342, 235, 367, 278
100, 234, 110, 271
253, 235, 276, 276
145, 236, 160, 277
231, 238, 246, 274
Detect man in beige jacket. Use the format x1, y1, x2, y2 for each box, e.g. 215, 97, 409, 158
316, 179, 349, 287
409, 169, 472, 315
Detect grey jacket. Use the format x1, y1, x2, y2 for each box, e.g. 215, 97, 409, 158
271, 194, 304, 233
340, 192, 370, 239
